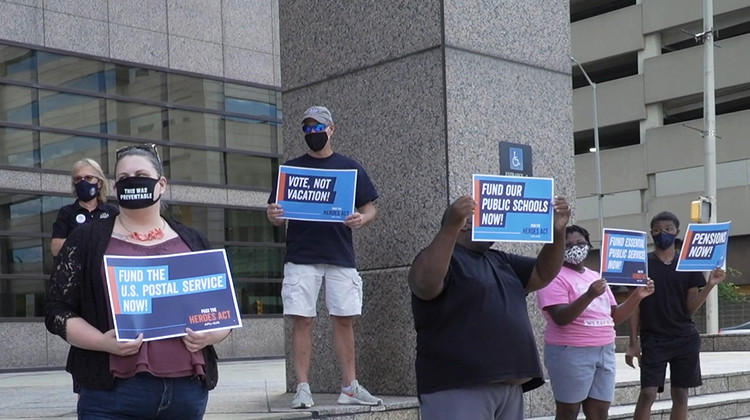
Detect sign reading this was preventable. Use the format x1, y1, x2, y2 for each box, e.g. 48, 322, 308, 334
676, 221, 731, 271
275, 165, 357, 222
472, 174, 554, 243
600, 228, 649, 287
104, 249, 242, 341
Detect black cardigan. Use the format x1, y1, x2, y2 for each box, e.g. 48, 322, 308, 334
45, 216, 220, 390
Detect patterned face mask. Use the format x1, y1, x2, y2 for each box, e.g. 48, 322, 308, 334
564, 244, 589, 265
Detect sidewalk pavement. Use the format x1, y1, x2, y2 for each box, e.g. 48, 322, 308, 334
3, 353, 750, 419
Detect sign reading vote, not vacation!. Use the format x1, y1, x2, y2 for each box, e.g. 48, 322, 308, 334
104, 249, 242, 341
275, 165, 357, 222
472, 174, 554, 243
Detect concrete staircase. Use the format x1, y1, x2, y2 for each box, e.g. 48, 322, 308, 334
528, 352, 750, 420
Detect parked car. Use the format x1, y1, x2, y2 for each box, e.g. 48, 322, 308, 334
719, 321, 750, 334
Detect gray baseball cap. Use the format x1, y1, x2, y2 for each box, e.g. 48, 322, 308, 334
302, 106, 333, 126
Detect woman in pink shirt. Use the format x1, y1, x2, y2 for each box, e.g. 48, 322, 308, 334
537, 225, 654, 420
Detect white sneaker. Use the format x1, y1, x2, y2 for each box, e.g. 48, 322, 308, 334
291, 383, 314, 409
337, 380, 382, 406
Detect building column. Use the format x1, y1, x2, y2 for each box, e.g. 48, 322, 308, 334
278, 2, 574, 415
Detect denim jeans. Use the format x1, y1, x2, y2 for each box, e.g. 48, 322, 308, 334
78, 373, 208, 420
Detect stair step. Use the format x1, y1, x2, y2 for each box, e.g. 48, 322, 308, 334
528, 389, 750, 420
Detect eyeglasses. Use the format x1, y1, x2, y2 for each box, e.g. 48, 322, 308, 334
116, 143, 161, 162
73, 175, 99, 184
302, 123, 327, 134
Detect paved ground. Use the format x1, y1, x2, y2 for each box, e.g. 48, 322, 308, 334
3, 353, 750, 419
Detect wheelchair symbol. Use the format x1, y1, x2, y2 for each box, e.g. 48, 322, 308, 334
510, 148, 523, 171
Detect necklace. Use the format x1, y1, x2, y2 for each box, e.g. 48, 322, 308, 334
119, 217, 166, 241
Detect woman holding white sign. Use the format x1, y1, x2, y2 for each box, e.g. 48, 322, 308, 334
45, 143, 230, 419
536, 225, 654, 420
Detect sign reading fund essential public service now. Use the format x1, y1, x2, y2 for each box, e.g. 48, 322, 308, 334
104, 249, 242, 341
472, 174, 554, 243
676, 221, 731, 272
600, 228, 649, 287
275, 165, 357, 222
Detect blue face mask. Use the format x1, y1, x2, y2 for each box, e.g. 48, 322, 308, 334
652, 231, 677, 250
75, 180, 99, 202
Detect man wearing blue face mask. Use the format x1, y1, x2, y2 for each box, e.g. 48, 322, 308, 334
625, 211, 725, 420
267, 106, 380, 409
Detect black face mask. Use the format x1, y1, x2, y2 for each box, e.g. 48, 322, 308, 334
75, 180, 99, 202
115, 177, 161, 209
652, 231, 677, 250
305, 132, 329, 152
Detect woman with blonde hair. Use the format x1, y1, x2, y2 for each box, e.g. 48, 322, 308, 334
51, 158, 118, 256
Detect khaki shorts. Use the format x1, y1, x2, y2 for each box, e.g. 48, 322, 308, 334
281, 262, 363, 317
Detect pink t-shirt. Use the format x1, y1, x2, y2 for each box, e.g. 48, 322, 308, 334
536, 266, 617, 347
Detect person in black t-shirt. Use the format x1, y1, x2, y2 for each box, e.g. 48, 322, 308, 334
267, 106, 380, 409
408, 194, 571, 420
625, 211, 725, 420
51, 158, 118, 257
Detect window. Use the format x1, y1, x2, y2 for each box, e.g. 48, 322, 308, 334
0, 42, 284, 318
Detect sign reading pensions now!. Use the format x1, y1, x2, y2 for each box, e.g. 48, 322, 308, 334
600, 228, 649, 287
676, 221, 731, 271
104, 249, 242, 341
275, 165, 357, 222
471, 174, 554, 243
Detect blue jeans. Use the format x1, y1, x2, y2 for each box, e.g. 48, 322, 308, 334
78, 373, 208, 420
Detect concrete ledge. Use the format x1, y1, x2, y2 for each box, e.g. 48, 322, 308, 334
615, 333, 750, 353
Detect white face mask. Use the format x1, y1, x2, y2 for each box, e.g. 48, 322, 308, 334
564, 244, 589, 265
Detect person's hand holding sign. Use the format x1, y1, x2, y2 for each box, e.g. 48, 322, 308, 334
552, 196, 571, 233
267, 203, 285, 227
708, 267, 726, 287
105, 330, 143, 356
182, 328, 231, 353
343, 202, 377, 229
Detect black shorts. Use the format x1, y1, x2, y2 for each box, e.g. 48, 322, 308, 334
640, 333, 702, 392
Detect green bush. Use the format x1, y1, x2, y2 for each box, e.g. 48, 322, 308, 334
718, 267, 747, 303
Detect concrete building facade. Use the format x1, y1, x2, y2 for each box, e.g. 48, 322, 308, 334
571, 0, 750, 293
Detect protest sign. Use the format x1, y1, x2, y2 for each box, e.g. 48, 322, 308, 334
676, 221, 731, 271
275, 165, 357, 222
104, 249, 242, 341
600, 228, 649, 287
472, 174, 554, 243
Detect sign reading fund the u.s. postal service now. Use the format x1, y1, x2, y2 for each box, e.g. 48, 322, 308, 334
676, 221, 731, 271
275, 165, 357, 222
600, 228, 649, 287
104, 249, 242, 341
472, 174, 554, 243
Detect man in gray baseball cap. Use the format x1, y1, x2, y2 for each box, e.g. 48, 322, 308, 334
267, 105, 381, 409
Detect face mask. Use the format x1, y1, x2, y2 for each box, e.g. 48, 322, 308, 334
75, 180, 99, 202
305, 132, 329, 152
564, 244, 589, 265
652, 231, 677, 250
115, 177, 161, 209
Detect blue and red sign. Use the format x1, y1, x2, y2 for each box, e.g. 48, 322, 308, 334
104, 249, 242, 341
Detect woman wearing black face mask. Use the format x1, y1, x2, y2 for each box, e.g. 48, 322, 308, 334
46, 144, 229, 419
51, 158, 118, 257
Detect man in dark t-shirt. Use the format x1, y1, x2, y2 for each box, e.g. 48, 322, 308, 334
408, 194, 571, 420
267, 106, 380, 409
626, 211, 725, 420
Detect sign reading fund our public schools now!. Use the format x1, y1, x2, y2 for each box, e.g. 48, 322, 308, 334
104, 249, 242, 341
676, 221, 731, 272
472, 174, 554, 243
600, 228, 649, 287
275, 165, 357, 223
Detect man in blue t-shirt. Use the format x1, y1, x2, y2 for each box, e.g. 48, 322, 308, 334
409, 194, 571, 420
267, 106, 380, 409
